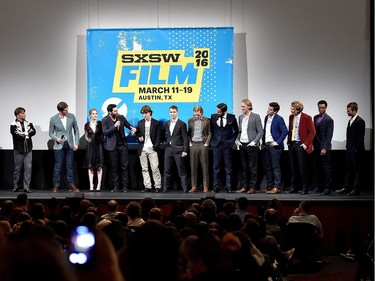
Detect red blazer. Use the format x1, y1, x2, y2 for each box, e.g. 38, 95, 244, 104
288, 112, 316, 154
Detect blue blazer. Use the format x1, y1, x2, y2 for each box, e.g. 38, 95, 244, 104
263, 114, 288, 150
210, 113, 239, 148
49, 113, 80, 150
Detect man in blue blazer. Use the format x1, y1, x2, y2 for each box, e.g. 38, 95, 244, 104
162, 105, 189, 192
49, 101, 80, 192
312, 100, 334, 195
102, 103, 136, 192
263, 102, 288, 194
210, 103, 239, 193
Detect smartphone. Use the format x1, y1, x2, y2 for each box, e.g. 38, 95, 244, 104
68, 225, 95, 266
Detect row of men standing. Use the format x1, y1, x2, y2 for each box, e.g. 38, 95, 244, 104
10, 100, 365, 195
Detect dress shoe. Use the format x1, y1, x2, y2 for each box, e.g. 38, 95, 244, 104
286, 188, 299, 194
111, 189, 118, 193
23, 189, 32, 193
301, 189, 309, 195
69, 186, 80, 192
203, 187, 209, 193
310, 187, 320, 193
155, 189, 160, 193
347, 189, 360, 196
162, 189, 167, 193
189, 187, 197, 193
227, 189, 233, 193
321, 189, 331, 195
52, 187, 59, 193
213, 189, 219, 193
247, 188, 256, 194
236, 188, 246, 193
142, 188, 151, 193
335, 188, 349, 194
183, 189, 188, 193
11, 188, 18, 192
267, 188, 281, 194
123, 189, 128, 193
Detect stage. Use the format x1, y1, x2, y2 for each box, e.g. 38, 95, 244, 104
1, 188, 373, 206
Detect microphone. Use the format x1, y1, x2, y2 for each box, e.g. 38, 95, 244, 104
115, 117, 119, 130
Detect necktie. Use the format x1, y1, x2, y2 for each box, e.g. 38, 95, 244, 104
220, 116, 223, 128
291, 116, 297, 141
349, 117, 353, 126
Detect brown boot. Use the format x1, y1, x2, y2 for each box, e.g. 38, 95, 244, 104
69, 186, 80, 192
189, 186, 197, 193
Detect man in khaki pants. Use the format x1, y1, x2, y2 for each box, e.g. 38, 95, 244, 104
187, 105, 212, 193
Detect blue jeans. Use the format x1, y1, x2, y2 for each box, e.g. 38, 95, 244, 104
53, 143, 75, 187
263, 145, 282, 188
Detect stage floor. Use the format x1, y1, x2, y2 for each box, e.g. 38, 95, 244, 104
1, 188, 373, 206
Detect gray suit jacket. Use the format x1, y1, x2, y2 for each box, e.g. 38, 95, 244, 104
237, 112, 263, 145
49, 113, 80, 150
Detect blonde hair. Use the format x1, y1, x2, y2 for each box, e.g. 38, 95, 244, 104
291, 101, 304, 113
241, 99, 253, 110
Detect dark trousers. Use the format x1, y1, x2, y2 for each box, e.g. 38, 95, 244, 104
239, 144, 259, 189
263, 145, 282, 188
53, 143, 75, 187
312, 149, 332, 191
163, 146, 188, 191
108, 145, 129, 190
344, 149, 362, 191
212, 144, 233, 191
288, 142, 309, 190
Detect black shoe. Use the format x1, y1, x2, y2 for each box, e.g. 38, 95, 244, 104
183, 189, 188, 193
11, 188, 18, 192
23, 189, 32, 193
301, 189, 309, 195
162, 189, 167, 193
123, 189, 128, 193
111, 189, 118, 193
155, 189, 160, 193
321, 189, 331, 195
286, 188, 299, 194
142, 188, 151, 193
227, 189, 233, 193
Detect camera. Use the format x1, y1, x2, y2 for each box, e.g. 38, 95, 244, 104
68, 225, 95, 265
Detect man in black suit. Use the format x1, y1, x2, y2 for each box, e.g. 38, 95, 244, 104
336, 102, 365, 196
210, 103, 239, 193
311, 100, 334, 195
102, 104, 136, 192
136, 105, 162, 193
162, 105, 189, 193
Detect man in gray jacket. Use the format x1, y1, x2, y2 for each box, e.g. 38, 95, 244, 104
235, 99, 263, 194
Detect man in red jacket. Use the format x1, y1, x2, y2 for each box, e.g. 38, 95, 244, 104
286, 101, 315, 195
